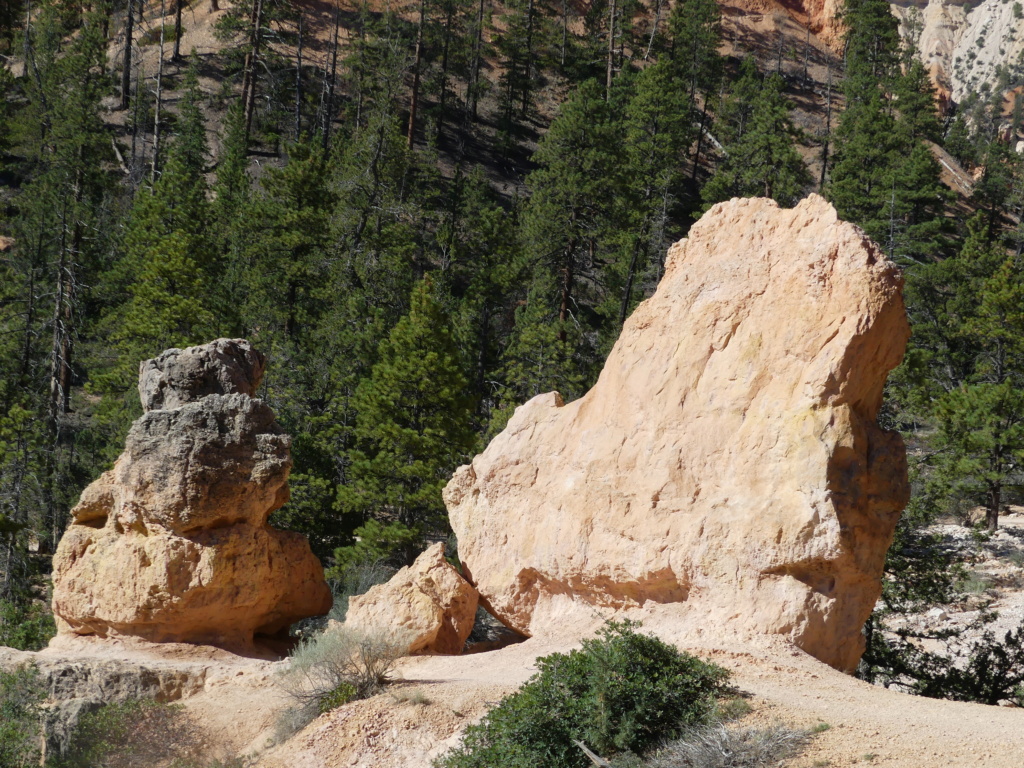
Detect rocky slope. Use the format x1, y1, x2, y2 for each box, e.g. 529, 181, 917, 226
893, 0, 1024, 104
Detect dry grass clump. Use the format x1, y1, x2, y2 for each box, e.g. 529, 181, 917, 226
285, 624, 408, 705
643, 723, 808, 768
276, 624, 410, 740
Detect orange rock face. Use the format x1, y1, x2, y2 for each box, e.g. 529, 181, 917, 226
345, 543, 479, 654
52, 340, 332, 648
445, 196, 909, 672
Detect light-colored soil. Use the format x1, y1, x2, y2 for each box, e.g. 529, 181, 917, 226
30, 513, 1024, 767
223, 609, 1024, 768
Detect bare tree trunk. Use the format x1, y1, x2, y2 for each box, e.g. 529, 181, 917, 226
132, 55, 143, 170
22, 0, 31, 78
561, 0, 568, 66
49, 161, 83, 426
558, 236, 576, 343
606, 0, 616, 100
407, 0, 426, 150
522, 0, 534, 117
321, 1, 340, 148
241, 0, 264, 142
469, 0, 485, 121
120, 0, 134, 109
819, 65, 832, 190
988, 486, 1001, 532
437, 2, 454, 140
295, 11, 303, 141
645, 0, 661, 60
690, 100, 709, 181
173, 0, 183, 61
152, 0, 166, 182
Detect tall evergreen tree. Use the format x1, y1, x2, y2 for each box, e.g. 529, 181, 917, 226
828, 0, 947, 263
667, 0, 722, 179
702, 73, 810, 208
611, 60, 691, 326
336, 278, 476, 558
99, 56, 217, 396
521, 78, 620, 371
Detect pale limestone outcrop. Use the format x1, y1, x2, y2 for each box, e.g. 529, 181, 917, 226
345, 543, 479, 654
444, 196, 909, 672
52, 340, 331, 647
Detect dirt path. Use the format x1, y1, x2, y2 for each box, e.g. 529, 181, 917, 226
240, 618, 1024, 768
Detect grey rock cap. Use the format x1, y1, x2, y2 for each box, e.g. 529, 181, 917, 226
138, 338, 266, 412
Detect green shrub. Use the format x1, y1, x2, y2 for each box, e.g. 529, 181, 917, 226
54, 698, 205, 768
318, 682, 357, 714
139, 23, 180, 46
55, 700, 147, 768
325, 556, 396, 624
0, 596, 57, 651
434, 621, 729, 768
863, 617, 1024, 706
0, 665, 43, 768
328, 520, 419, 581
909, 622, 1024, 705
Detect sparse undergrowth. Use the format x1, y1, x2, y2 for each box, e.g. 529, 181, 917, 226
277, 624, 409, 736
434, 620, 731, 768
0, 666, 238, 768
640, 723, 810, 768
50, 698, 206, 768
0, 664, 44, 768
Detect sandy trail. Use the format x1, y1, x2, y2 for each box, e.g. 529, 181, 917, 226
237, 616, 1024, 768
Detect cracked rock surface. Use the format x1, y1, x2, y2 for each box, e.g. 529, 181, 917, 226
445, 196, 909, 672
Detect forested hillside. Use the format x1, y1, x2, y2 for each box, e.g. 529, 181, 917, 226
3, 0, 1024, 686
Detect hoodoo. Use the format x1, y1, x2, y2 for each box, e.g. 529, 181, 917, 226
52, 339, 331, 648
444, 195, 910, 672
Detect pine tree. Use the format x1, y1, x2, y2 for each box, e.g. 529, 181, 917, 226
6, 3, 113, 549
337, 278, 477, 556
494, 272, 588, 436
828, 0, 947, 263
667, 0, 723, 178
899, 215, 1024, 532
934, 381, 1024, 532
521, 78, 620, 362
102, 56, 217, 387
702, 73, 810, 208
610, 60, 691, 327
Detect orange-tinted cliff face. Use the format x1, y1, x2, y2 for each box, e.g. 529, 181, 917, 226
725, 0, 846, 50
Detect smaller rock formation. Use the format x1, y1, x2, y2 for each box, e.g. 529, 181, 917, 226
52, 339, 331, 648
345, 543, 478, 654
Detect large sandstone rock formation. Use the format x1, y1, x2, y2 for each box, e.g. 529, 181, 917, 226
345, 543, 479, 654
445, 196, 909, 672
52, 339, 331, 647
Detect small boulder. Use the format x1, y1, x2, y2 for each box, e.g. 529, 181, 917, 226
346, 543, 478, 654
